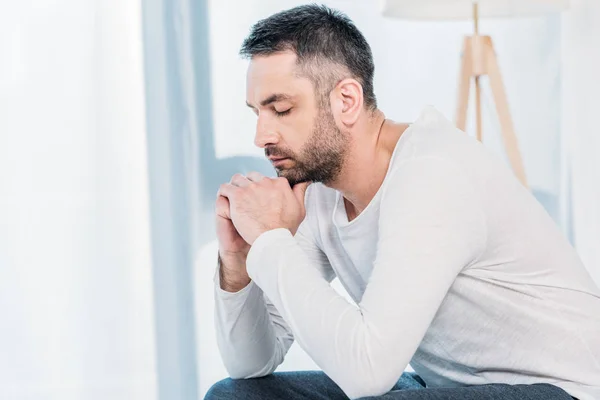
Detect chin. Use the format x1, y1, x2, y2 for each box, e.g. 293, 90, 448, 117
278, 171, 308, 187
290, 178, 311, 188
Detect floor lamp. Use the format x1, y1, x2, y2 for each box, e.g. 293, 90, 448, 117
381, 0, 569, 188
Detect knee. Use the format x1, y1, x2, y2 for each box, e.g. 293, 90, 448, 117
204, 378, 238, 400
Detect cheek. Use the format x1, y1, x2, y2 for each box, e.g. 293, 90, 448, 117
280, 114, 313, 153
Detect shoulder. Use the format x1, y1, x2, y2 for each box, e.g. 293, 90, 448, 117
382, 156, 481, 213
380, 156, 487, 257
392, 106, 488, 166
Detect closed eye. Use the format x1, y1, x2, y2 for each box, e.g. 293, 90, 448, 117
274, 108, 292, 117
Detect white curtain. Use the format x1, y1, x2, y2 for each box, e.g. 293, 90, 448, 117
561, 0, 600, 286
0, 1, 157, 399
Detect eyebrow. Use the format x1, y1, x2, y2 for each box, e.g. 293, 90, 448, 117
246, 93, 293, 109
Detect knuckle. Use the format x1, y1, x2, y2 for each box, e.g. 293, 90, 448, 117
276, 177, 290, 187
230, 173, 244, 182
247, 172, 262, 183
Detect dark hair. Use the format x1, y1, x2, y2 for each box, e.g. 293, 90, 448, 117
240, 4, 377, 110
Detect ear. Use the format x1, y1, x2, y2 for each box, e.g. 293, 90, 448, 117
330, 78, 363, 126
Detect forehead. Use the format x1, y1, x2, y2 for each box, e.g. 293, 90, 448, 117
246, 51, 313, 103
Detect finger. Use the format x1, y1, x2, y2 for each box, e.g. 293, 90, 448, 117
246, 171, 266, 183
292, 181, 311, 206
215, 195, 231, 219
230, 173, 251, 188
274, 177, 291, 188
218, 183, 239, 199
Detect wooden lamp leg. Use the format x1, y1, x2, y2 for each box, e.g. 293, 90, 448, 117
454, 33, 528, 188
475, 77, 482, 141
456, 37, 472, 132
485, 40, 529, 188
473, 3, 483, 142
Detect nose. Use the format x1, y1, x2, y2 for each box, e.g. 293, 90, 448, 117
254, 117, 279, 148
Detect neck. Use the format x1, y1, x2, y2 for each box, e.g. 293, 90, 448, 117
326, 109, 409, 220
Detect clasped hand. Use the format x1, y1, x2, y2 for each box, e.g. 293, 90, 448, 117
216, 172, 310, 245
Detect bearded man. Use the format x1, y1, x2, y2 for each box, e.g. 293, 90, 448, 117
205, 5, 600, 400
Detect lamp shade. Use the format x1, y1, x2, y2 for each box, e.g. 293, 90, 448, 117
381, 0, 569, 20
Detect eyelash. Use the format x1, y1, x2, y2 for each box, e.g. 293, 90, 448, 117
274, 109, 291, 117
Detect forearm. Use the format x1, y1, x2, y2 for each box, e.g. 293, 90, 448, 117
245, 230, 398, 397
214, 254, 292, 379
245, 228, 475, 399
218, 252, 251, 292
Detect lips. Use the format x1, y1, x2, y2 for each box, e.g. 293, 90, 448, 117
270, 157, 290, 167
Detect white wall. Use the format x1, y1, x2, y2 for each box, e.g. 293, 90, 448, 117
561, 0, 600, 285
0, 1, 157, 399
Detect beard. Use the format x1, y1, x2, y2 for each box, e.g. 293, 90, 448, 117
265, 107, 349, 187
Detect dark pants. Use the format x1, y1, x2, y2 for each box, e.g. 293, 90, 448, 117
204, 371, 575, 400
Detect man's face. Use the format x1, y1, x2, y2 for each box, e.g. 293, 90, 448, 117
246, 51, 349, 186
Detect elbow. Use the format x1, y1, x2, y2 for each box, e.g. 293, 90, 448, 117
216, 331, 287, 380
339, 370, 399, 399
224, 361, 277, 380
337, 333, 412, 398
226, 368, 271, 381
225, 367, 255, 381
222, 347, 284, 380
345, 382, 396, 400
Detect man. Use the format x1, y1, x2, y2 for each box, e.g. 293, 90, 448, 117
205, 4, 600, 400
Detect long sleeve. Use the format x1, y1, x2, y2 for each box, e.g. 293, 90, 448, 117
213, 219, 335, 379
245, 157, 487, 399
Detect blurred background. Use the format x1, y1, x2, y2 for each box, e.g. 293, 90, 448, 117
0, 0, 598, 399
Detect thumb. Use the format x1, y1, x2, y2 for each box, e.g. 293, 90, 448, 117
292, 181, 311, 206
215, 195, 231, 220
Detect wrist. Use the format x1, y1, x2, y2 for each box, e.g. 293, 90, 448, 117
218, 252, 251, 292
219, 248, 249, 262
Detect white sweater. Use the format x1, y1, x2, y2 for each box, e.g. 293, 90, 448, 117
213, 107, 600, 400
